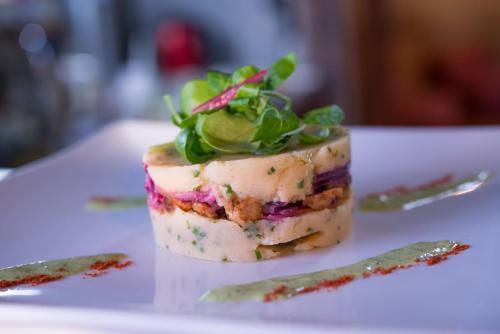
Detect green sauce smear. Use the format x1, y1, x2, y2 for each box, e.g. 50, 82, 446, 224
358, 171, 493, 212
200, 240, 467, 302
86, 196, 147, 210
0, 253, 127, 288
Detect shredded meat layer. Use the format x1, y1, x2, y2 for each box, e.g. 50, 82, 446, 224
172, 198, 193, 211
192, 202, 219, 219
304, 187, 343, 210
226, 197, 263, 226
164, 185, 349, 225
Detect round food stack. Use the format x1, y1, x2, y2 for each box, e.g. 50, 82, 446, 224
144, 129, 352, 262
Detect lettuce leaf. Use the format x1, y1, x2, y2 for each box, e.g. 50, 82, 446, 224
161, 53, 345, 163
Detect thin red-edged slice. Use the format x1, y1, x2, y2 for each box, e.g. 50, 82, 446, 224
192, 69, 268, 114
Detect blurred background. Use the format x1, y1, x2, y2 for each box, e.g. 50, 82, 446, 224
1, 0, 500, 167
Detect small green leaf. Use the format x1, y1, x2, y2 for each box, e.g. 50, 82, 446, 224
265, 53, 297, 89
178, 113, 200, 128
232, 65, 260, 84
164, 95, 184, 126
228, 98, 252, 111
180, 80, 217, 115
261, 90, 292, 110
252, 105, 300, 143
207, 70, 231, 92
235, 83, 261, 99
297, 179, 304, 189
303, 105, 344, 127
254, 134, 295, 155
230, 97, 264, 121
228, 98, 259, 121
196, 109, 258, 153
268, 166, 276, 175
299, 125, 330, 144
175, 127, 214, 163
255, 96, 269, 115
192, 170, 200, 177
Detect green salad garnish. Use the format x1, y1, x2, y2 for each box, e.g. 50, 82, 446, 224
164, 53, 344, 163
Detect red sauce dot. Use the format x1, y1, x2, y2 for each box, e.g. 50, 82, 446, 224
0, 274, 63, 290
259, 243, 470, 302
263, 285, 287, 302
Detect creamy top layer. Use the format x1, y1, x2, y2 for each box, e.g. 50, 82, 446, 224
144, 129, 350, 203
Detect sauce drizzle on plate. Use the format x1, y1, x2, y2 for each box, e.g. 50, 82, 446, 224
0, 254, 133, 290
201, 240, 470, 302
358, 171, 493, 211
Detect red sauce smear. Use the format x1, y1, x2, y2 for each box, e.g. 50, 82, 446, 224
263, 285, 287, 302
367, 174, 454, 197
83, 260, 134, 278
0, 274, 64, 290
262, 243, 470, 302
417, 244, 470, 266
88, 196, 122, 204
0, 260, 134, 289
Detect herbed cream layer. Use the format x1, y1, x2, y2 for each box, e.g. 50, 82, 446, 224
150, 196, 353, 262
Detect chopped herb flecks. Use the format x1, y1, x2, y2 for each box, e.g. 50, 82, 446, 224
192, 240, 197, 246
177, 235, 181, 241
255, 250, 263, 261
186, 220, 191, 229
306, 227, 313, 233
297, 179, 304, 189
222, 256, 229, 262
192, 170, 200, 177
268, 167, 276, 175
192, 226, 207, 240
243, 223, 262, 239
224, 184, 235, 196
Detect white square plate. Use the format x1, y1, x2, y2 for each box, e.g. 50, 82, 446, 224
1, 120, 499, 333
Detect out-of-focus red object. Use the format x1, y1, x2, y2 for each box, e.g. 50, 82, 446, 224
436, 47, 500, 122
155, 21, 205, 73
385, 45, 500, 125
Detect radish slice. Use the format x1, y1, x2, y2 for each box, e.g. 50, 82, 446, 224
192, 69, 268, 113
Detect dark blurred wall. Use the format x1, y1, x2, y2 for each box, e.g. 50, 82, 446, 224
2, 0, 500, 167
358, 0, 500, 125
